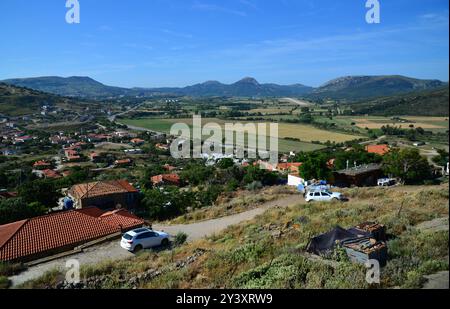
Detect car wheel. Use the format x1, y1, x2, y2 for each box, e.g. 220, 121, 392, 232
161, 238, 169, 247
133, 244, 143, 253
333, 198, 339, 202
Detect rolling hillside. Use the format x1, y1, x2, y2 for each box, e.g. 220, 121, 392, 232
1, 76, 130, 99
0, 83, 95, 116
350, 86, 449, 116
310, 75, 446, 101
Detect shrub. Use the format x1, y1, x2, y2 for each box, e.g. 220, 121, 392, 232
246, 181, 263, 191
0, 276, 11, 289
0, 262, 27, 276
174, 232, 188, 246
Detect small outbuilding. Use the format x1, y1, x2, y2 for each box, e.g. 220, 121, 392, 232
333, 163, 383, 187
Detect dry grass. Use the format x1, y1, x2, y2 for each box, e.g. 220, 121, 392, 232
165, 186, 297, 225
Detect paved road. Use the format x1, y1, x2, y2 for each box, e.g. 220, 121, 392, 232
9, 195, 305, 287
108, 102, 146, 122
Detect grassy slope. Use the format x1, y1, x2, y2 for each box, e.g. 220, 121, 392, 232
0, 83, 96, 116
21, 185, 449, 289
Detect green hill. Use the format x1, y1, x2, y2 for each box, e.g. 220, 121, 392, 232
2, 76, 129, 99
351, 86, 449, 116
310, 75, 446, 101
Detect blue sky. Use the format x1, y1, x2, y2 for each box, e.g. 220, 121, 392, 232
0, 0, 448, 87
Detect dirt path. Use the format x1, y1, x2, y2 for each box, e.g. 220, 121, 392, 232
9, 194, 305, 287
153, 195, 305, 241
280, 97, 312, 107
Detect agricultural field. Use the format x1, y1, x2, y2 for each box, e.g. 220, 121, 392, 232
315, 116, 449, 134
120, 117, 363, 152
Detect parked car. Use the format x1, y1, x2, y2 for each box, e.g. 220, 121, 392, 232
120, 228, 170, 252
305, 189, 346, 202
377, 178, 396, 187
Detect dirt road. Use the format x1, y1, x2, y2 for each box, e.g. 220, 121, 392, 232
153, 195, 305, 241
280, 97, 312, 107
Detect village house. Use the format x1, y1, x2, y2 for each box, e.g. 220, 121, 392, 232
276, 163, 302, 176
0, 191, 18, 200
163, 164, 176, 172
155, 143, 170, 151
365, 144, 390, 156
114, 158, 132, 168
41, 169, 62, 179
68, 180, 139, 210
90, 152, 100, 162
0, 207, 144, 262
33, 160, 52, 170
130, 138, 145, 146
13, 135, 34, 144
151, 174, 181, 186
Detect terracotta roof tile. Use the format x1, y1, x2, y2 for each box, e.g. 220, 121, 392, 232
0, 208, 144, 262
365, 144, 390, 156
76, 207, 105, 218
0, 211, 120, 261
99, 210, 144, 231
69, 180, 138, 200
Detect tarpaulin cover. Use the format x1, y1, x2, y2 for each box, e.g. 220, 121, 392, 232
307, 226, 371, 255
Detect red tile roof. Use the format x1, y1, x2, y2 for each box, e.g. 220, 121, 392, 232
131, 138, 145, 144
76, 207, 105, 218
277, 163, 302, 170
42, 169, 62, 179
0, 208, 144, 262
151, 174, 180, 185
33, 160, 51, 167
0, 192, 18, 199
99, 209, 144, 230
365, 144, 390, 156
163, 164, 176, 171
69, 180, 138, 200
114, 159, 132, 165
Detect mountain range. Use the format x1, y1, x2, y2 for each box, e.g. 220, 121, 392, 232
1, 75, 447, 101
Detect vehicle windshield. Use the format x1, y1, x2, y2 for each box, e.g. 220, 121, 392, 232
123, 233, 133, 240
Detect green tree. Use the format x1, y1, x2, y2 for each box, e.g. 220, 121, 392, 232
432, 149, 449, 167
180, 163, 214, 186
18, 179, 61, 208
0, 198, 47, 225
382, 148, 432, 184
217, 158, 234, 169
297, 152, 331, 180
334, 149, 382, 170
140, 187, 195, 220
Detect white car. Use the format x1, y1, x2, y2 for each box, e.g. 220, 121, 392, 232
120, 228, 170, 252
377, 178, 396, 187
305, 190, 345, 203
